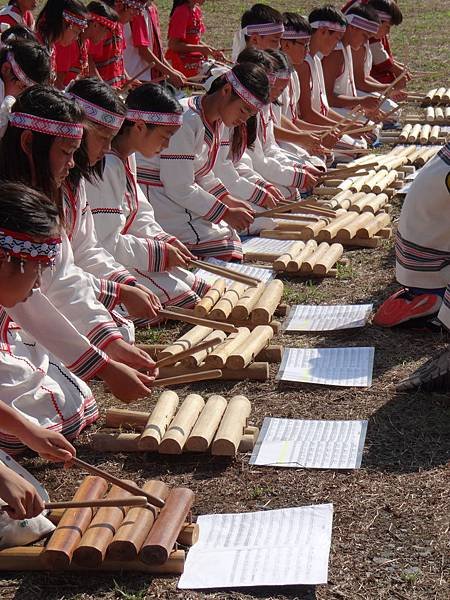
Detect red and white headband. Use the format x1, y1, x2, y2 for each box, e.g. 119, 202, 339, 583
63, 10, 88, 30
242, 22, 285, 36
70, 94, 124, 130
281, 28, 311, 41
273, 70, 291, 82
375, 10, 391, 23
345, 13, 379, 34
7, 51, 35, 87
225, 69, 266, 111
89, 13, 117, 30
310, 20, 346, 33
0, 228, 61, 266
126, 109, 183, 126
9, 112, 84, 139
122, 0, 145, 12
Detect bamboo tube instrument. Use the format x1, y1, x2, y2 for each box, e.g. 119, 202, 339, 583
194, 278, 226, 317
251, 280, 284, 324
158, 394, 205, 454
204, 328, 251, 368
313, 243, 344, 275
230, 282, 265, 320
138, 391, 179, 450
226, 325, 273, 369
180, 331, 227, 368
210, 281, 248, 320
286, 240, 318, 272
159, 325, 213, 358
184, 395, 228, 452
155, 336, 224, 369
212, 395, 252, 456
159, 307, 238, 333
273, 241, 305, 271
154, 369, 222, 387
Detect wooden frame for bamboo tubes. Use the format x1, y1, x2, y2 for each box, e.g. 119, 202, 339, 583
88, 392, 259, 457
0, 476, 198, 574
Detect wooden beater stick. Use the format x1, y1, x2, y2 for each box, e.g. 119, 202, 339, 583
44, 497, 148, 510
189, 259, 260, 287
70, 457, 166, 508
155, 336, 224, 369
154, 369, 222, 387
158, 308, 238, 333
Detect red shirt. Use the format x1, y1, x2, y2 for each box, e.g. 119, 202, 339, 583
0, 5, 34, 29
55, 39, 90, 86
90, 25, 126, 88
166, 3, 206, 77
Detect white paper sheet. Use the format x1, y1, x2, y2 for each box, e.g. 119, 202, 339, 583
250, 417, 367, 469
277, 347, 374, 387
178, 504, 333, 589
283, 304, 373, 332
194, 257, 274, 285
242, 237, 298, 256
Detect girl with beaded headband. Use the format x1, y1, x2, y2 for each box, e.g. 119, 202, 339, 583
230, 47, 321, 203
64, 77, 164, 327
0, 38, 51, 139
36, 0, 89, 79
0, 182, 158, 458
134, 69, 262, 262
0, 86, 159, 414
0, 0, 36, 31
166, 1, 225, 79
55, 1, 119, 89
90, 0, 146, 88
85, 82, 210, 320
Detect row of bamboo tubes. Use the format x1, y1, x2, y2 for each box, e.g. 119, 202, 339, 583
89, 392, 257, 456
425, 106, 450, 121
396, 123, 441, 144
422, 86, 450, 106
194, 278, 284, 325
0, 476, 197, 573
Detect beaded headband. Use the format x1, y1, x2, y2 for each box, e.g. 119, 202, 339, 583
274, 69, 291, 82
345, 13, 379, 34
7, 51, 35, 87
0, 228, 61, 266
122, 0, 146, 12
267, 73, 276, 86
281, 28, 311, 40
63, 10, 88, 30
225, 69, 266, 111
310, 20, 347, 33
126, 109, 183, 126
89, 12, 117, 30
70, 94, 125, 130
9, 112, 84, 139
375, 10, 392, 23
241, 22, 285, 36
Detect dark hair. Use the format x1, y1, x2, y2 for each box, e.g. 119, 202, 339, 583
308, 5, 347, 27
1, 25, 36, 43
0, 39, 51, 87
241, 3, 283, 30
118, 82, 182, 134
0, 85, 84, 217
282, 12, 312, 36
237, 47, 274, 73
345, 3, 379, 23
265, 48, 292, 73
36, 0, 88, 46
170, 1, 190, 18
367, 0, 403, 25
66, 77, 126, 187
212, 62, 270, 161
87, 0, 119, 21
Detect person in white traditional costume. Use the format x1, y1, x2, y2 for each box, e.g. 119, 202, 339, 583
0, 38, 51, 139
135, 74, 259, 262
86, 82, 210, 312
0, 182, 158, 456
373, 145, 450, 392
296, 5, 369, 162
321, 4, 382, 118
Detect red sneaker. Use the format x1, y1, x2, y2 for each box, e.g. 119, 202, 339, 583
373, 288, 442, 327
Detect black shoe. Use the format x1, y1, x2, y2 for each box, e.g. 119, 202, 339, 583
396, 348, 450, 392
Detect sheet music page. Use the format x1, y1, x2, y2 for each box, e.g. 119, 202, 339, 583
283, 304, 373, 332
277, 347, 374, 387
178, 504, 333, 589
250, 417, 367, 469
242, 237, 298, 255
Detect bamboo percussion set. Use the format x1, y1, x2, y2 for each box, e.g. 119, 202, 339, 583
0, 475, 198, 573
88, 390, 259, 456
379, 123, 445, 145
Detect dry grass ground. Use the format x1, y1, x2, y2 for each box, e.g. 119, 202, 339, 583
0, 1, 449, 599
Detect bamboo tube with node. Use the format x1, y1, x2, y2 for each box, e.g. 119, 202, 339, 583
184, 395, 228, 452
210, 281, 247, 320
338, 213, 375, 240
251, 280, 284, 325
139, 487, 195, 565
358, 212, 391, 238
107, 481, 170, 561
372, 170, 398, 194
273, 241, 305, 272
138, 391, 179, 451
158, 394, 205, 454
226, 325, 274, 369
398, 123, 412, 143
317, 212, 358, 241
43, 476, 108, 569
231, 282, 265, 320
180, 330, 227, 368
286, 240, 318, 272
204, 327, 251, 368
425, 106, 435, 122
407, 123, 422, 143
158, 325, 213, 359
212, 395, 252, 456
429, 125, 440, 144
419, 124, 431, 144
361, 169, 388, 193
313, 243, 344, 275
300, 242, 330, 273
194, 278, 226, 317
